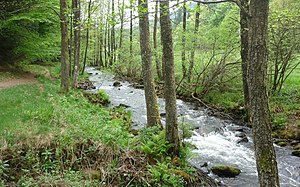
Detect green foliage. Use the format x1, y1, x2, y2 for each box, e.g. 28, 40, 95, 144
139, 127, 172, 159
147, 161, 186, 187
0, 160, 9, 179
17, 171, 99, 187
268, 0, 300, 94
97, 90, 110, 103
0, 0, 60, 64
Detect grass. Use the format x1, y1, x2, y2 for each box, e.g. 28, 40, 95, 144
0, 64, 205, 186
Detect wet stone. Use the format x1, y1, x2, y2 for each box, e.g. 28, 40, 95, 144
113, 81, 121, 87
237, 136, 249, 144
292, 150, 300, 157
211, 166, 241, 178
77, 80, 96, 90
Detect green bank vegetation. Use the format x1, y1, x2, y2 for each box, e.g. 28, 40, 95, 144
0, 65, 213, 186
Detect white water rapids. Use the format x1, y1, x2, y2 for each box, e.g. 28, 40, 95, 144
87, 67, 300, 187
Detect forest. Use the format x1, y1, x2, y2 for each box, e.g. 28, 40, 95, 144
0, 0, 299, 186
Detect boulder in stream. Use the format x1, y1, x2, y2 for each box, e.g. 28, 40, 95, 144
237, 136, 249, 144
292, 150, 300, 157
113, 81, 121, 87
77, 80, 96, 90
211, 165, 241, 178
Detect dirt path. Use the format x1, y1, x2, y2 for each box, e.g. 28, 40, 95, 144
0, 66, 39, 90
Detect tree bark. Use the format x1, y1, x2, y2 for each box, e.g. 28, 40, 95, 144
104, 1, 110, 68
138, 0, 162, 128
240, 0, 250, 122
128, 1, 133, 76
160, 0, 180, 157
248, 0, 280, 186
181, 0, 187, 77
72, 0, 80, 88
118, 0, 125, 62
110, 0, 115, 66
81, 0, 92, 75
153, 1, 162, 80
187, 2, 200, 82
60, 0, 69, 93
69, 10, 73, 77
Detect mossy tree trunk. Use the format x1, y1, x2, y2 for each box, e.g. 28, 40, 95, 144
160, 0, 180, 157
138, 0, 162, 128
60, 0, 69, 93
248, 0, 280, 186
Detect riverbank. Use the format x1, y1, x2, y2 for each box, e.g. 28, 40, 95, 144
88, 67, 300, 187
0, 64, 224, 186
110, 68, 300, 149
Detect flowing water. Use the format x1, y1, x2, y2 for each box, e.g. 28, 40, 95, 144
87, 67, 300, 187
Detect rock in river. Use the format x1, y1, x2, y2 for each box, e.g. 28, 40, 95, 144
211, 165, 241, 178
113, 81, 121, 87
292, 150, 300, 157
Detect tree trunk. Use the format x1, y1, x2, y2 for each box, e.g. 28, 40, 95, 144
187, 2, 200, 83
181, 0, 187, 77
118, 0, 125, 62
160, 0, 180, 157
81, 0, 92, 75
72, 0, 80, 88
138, 0, 162, 128
110, 0, 115, 66
99, 27, 103, 67
128, 1, 133, 76
60, 0, 69, 93
153, 1, 162, 80
248, 0, 280, 186
240, 0, 250, 122
69, 10, 73, 77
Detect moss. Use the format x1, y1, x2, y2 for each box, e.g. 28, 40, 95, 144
294, 145, 300, 150
211, 165, 241, 178
292, 150, 300, 157
83, 90, 110, 106
277, 142, 287, 146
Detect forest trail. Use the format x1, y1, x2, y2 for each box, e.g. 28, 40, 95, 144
0, 65, 50, 90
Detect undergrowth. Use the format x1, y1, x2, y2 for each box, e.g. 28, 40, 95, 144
0, 64, 215, 186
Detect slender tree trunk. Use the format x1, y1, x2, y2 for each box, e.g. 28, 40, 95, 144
160, 0, 180, 157
248, 0, 280, 186
72, 0, 80, 88
138, 0, 162, 128
240, 0, 250, 122
99, 28, 103, 67
81, 0, 92, 75
118, 0, 125, 62
106, 0, 111, 68
187, 2, 200, 82
69, 11, 73, 77
104, 11, 108, 67
128, 1, 133, 76
153, 1, 162, 80
94, 25, 98, 66
181, 0, 187, 77
110, 0, 115, 66
60, 0, 69, 93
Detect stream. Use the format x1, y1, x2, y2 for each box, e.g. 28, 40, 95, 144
87, 67, 300, 187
